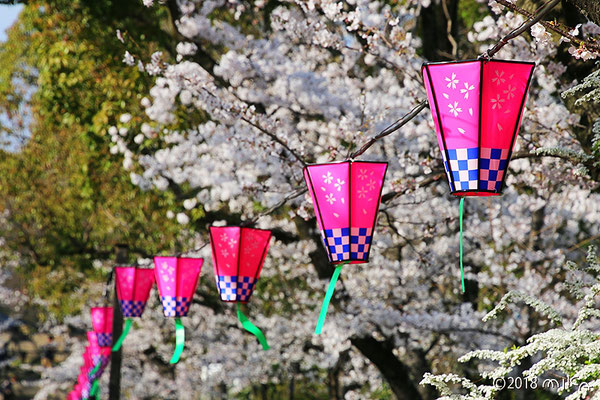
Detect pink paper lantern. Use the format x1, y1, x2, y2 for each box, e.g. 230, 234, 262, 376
209, 226, 271, 303
422, 59, 535, 195
115, 266, 155, 317
90, 306, 113, 347
303, 160, 388, 263
153, 257, 203, 317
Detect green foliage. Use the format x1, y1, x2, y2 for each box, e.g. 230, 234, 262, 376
0, 0, 182, 319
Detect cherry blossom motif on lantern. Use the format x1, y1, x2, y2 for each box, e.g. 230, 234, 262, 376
422, 59, 535, 196
209, 226, 272, 350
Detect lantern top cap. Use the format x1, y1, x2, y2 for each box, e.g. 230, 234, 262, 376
421, 58, 535, 70
303, 159, 388, 171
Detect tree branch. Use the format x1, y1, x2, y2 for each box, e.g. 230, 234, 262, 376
482, 0, 562, 58
350, 101, 428, 159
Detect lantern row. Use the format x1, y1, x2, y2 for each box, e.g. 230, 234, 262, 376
68, 57, 535, 399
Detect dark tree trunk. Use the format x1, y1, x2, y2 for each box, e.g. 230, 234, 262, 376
567, 0, 600, 26
351, 336, 423, 400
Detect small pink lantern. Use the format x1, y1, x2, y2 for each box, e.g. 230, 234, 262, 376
209, 226, 272, 349
303, 160, 388, 334
421, 58, 535, 291
153, 256, 203, 363
90, 306, 113, 347
111, 266, 155, 351
115, 266, 154, 317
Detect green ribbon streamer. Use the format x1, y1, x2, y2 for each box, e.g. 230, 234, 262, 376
112, 318, 133, 352
315, 260, 349, 335
169, 318, 185, 364
236, 302, 270, 350
90, 380, 100, 399
459, 197, 465, 293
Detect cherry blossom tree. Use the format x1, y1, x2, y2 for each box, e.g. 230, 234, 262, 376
31, 0, 600, 398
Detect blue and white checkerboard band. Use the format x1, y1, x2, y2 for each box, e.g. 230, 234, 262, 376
217, 276, 256, 302
446, 148, 479, 190
119, 300, 147, 317
160, 296, 192, 317
323, 227, 350, 261
442, 147, 509, 192
480, 147, 509, 191
322, 227, 373, 261
96, 333, 112, 347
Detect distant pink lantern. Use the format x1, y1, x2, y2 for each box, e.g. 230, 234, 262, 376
90, 306, 113, 347
421, 59, 535, 196
153, 256, 203, 364
115, 266, 155, 317
209, 226, 272, 349
111, 266, 155, 352
303, 160, 388, 334
209, 227, 271, 303
153, 257, 203, 317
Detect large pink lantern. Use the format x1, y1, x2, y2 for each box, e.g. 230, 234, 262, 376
153, 256, 203, 364
422, 59, 535, 195
209, 226, 271, 349
111, 266, 155, 351
303, 160, 388, 334
90, 306, 113, 347
422, 58, 535, 291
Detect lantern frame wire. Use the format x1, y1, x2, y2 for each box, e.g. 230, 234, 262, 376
421, 58, 535, 196
303, 160, 388, 265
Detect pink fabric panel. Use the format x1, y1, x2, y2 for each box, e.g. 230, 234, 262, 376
425, 61, 481, 149
154, 256, 177, 298
176, 257, 203, 299
304, 162, 350, 230
480, 60, 534, 149
303, 168, 324, 233
422, 66, 445, 154
133, 268, 155, 302
210, 226, 241, 276
86, 332, 100, 349
350, 162, 387, 228
115, 267, 135, 300
90, 307, 113, 334
239, 228, 271, 278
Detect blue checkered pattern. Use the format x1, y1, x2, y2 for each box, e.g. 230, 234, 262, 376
217, 276, 257, 302
119, 300, 147, 317
96, 333, 112, 347
446, 148, 479, 191
322, 227, 373, 262
479, 147, 509, 191
323, 228, 350, 261
160, 296, 192, 317
350, 227, 373, 260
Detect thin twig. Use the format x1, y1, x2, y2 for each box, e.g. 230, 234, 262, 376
481, 0, 562, 59
495, 0, 600, 53
350, 101, 428, 159
243, 187, 308, 226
